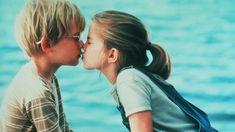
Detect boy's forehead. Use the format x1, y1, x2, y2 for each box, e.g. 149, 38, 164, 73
69, 20, 81, 35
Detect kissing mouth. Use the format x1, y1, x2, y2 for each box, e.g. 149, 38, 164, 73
81, 53, 84, 60
81, 52, 86, 60
79, 49, 85, 59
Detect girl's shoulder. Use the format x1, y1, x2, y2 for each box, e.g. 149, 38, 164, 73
117, 67, 152, 85
118, 67, 141, 81
118, 66, 168, 86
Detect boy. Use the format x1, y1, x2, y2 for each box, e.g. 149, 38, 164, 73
0, 0, 85, 131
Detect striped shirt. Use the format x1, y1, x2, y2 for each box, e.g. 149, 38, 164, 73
0, 62, 72, 132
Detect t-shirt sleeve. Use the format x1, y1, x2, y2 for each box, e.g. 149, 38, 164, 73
116, 70, 152, 117
25, 97, 62, 132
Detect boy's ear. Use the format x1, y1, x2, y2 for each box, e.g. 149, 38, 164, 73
108, 48, 119, 63
40, 36, 51, 53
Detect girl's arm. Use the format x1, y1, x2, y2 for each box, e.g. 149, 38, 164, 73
128, 111, 153, 132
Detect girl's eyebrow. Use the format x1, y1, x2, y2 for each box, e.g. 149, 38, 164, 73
87, 36, 93, 40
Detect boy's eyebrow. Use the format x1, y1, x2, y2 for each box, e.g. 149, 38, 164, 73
72, 32, 80, 36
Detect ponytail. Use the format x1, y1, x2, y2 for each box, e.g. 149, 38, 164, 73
145, 43, 171, 80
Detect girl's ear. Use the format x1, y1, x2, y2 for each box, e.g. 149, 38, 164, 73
40, 36, 51, 53
108, 48, 119, 63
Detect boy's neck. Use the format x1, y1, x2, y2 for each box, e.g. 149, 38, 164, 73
31, 56, 60, 82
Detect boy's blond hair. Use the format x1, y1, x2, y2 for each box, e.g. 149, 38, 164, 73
15, 0, 85, 57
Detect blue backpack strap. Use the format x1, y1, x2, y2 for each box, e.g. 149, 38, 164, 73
134, 67, 218, 132
116, 102, 131, 131
115, 89, 131, 131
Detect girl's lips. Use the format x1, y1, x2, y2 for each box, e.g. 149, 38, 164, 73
81, 53, 84, 60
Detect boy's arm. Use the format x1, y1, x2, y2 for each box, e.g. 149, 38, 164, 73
25, 98, 62, 132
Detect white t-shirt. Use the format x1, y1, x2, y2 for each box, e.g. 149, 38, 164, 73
110, 68, 198, 131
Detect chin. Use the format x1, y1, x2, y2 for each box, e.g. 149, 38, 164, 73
68, 60, 79, 66
83, 64, 92, 70
82, 65, 88, 69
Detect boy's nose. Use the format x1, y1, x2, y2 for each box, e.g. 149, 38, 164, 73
78, 41, 85, 53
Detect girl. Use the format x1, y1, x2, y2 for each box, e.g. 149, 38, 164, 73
82, 10, 217, 132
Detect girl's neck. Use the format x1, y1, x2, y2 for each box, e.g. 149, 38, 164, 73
101, 65, 118, 85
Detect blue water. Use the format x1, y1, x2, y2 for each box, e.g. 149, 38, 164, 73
0, 0, 235, 131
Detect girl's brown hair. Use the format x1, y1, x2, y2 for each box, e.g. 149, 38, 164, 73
92, 10, 171, 80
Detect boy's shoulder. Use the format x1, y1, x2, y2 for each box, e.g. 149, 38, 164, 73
6, 62, 54, 104
10, 62, 40, 87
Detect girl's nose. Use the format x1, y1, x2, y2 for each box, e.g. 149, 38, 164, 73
78, 40, 84, 49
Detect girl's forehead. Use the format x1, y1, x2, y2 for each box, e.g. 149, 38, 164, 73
90, 22, 98, 31
88, 23, 101, 36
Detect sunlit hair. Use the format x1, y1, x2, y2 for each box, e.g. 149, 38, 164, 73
92, 10, 171, 80
15, 0, 85, 57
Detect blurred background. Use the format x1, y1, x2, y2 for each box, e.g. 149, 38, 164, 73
0, 0, 235, 131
